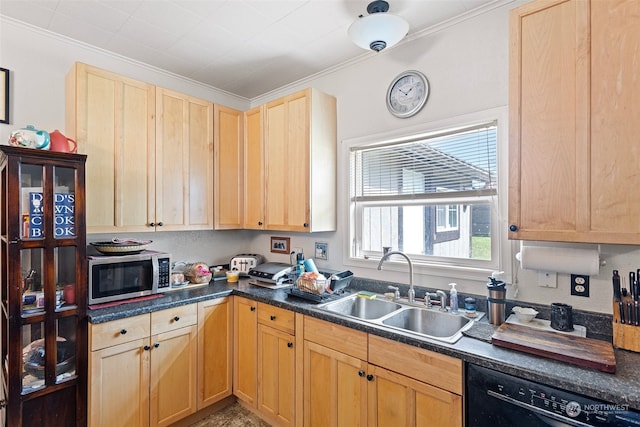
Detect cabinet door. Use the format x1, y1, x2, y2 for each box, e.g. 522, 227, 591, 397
149, 324, 198, 427
197, 297, 232, 409
508, 0, 589, 242
67, 62, 155, 233
214, 104, 243, 229
89, 338, 151, 427
264, 91, 310, 231
303, 340, 367, 427
233, 297, 258, 405
257, 324, 295, 426
243, 106, 265, 229
367, 364, 462, 427
156, 88, 214, 231
589, 0, 640, 239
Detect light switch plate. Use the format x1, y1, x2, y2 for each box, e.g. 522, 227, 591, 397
538, 271, 557, 288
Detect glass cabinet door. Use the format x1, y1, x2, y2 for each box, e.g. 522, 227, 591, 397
19, 163, 44, 240
16, 161, 81, 393
53, 166, 77, 240
21, 316, 77, 392
20, 248, 45, 315
19, 164, 77, 240
56, 246, 77, 310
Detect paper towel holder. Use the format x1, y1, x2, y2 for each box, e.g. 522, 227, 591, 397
515, 243, 604, 276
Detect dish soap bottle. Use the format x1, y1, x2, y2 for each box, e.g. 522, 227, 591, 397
449, 283, 458, 314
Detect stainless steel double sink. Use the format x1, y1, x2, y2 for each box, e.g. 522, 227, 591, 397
318, 293, 483, 344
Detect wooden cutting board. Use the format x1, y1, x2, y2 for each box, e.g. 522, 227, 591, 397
491, 322, 616, 373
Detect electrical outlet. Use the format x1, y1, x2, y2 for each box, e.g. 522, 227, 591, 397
571, 274, 590, 297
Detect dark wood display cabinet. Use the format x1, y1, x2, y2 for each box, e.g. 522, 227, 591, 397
0, 146, 87, 426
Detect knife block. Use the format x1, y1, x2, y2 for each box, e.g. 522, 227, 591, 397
612, 298, 640, 353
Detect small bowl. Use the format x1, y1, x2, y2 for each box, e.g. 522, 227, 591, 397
512, 306, 539, 322
23, 338, 75, 379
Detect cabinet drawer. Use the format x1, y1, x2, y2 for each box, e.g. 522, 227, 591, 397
90, 313, 151, 351
151, 303, 198, 336
303, 316, 368, 360
257, 302, 295, 334
368, 334, 462, 395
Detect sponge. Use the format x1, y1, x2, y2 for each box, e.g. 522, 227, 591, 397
357, 291, 377, 299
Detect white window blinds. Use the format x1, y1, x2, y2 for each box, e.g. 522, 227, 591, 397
351, 122, 497, 202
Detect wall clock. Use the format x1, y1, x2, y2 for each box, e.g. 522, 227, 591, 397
386, 70, 429, 118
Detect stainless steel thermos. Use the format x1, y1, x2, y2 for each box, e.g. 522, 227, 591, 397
487, 276, 506, 325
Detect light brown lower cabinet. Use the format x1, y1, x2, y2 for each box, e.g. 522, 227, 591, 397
303, 340, 368, 426
149, 321, 198, 426
367, 364, 462, 426
89, 330, 151, 427
234, 297, 300, 426
257, 323, 295, 426
233, 296, 258, 405
89, 305, 199, 427
198, 297, 233, 408
303, 316, 463, 427
89, 296, 462, 427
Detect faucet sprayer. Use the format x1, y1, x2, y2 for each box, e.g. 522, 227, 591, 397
377, 250, 415, 303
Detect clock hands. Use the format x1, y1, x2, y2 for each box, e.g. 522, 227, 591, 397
387, 71, 428, 117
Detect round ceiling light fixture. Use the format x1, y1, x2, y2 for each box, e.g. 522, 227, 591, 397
348, 0, 409, 52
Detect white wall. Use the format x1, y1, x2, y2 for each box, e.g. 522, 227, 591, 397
2, 4, 637, 314
245, 2, 638, 315
0, 17, 250, 145
0, 16, 253, 271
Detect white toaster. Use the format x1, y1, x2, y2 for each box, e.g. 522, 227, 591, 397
229, 254, 264, 276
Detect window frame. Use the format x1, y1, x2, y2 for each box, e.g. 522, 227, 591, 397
341, 107, 511, 283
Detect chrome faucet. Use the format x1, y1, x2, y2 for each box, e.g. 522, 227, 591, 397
377, 250, 415, 303
436, 290, 448, 311
424, 292, 437, 308
387, 285, 401, 301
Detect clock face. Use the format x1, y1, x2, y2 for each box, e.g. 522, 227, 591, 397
386, 71, 429, 118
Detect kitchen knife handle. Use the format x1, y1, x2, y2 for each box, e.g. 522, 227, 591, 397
619, 301, 626, 324
613, 270, 622, 301
635, 301, 639, 327
627, 302, 634, 326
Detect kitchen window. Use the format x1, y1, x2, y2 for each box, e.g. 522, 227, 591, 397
344, 108, 509, 281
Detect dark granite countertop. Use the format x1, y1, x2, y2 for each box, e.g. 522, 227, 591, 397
88, 279, 640, 411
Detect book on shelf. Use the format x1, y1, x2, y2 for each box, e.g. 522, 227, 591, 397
22, 188, 75, 238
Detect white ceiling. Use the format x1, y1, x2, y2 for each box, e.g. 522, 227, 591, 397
0, 0, 506, 99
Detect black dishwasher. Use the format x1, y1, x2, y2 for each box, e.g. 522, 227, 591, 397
466, 364, 640, 426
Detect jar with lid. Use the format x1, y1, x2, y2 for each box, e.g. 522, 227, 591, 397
464, 297, 477, 317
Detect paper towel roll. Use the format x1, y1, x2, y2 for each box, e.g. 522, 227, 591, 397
517, 246, 600, 275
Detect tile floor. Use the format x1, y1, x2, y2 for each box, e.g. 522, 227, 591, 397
189, 402, 270, 427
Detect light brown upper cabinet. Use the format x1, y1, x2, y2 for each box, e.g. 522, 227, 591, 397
508, 0, 640, 244
263, 88, 337, 232
243, 106, 265, 230
66, 62, 155, 233
66, 63, 214, 233
214, 104, 244, 229
155, 88, 214, 231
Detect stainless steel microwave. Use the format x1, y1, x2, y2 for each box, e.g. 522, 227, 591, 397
88, 250, 171, 305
